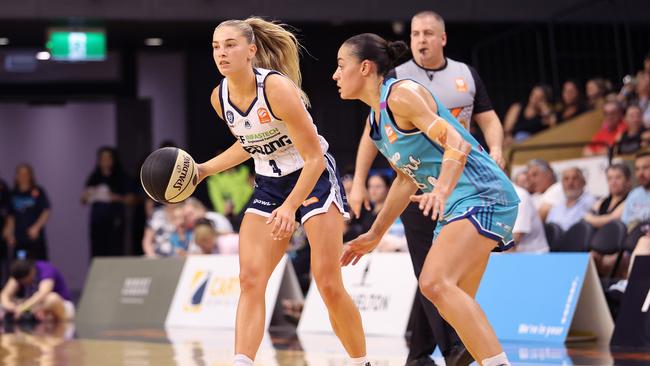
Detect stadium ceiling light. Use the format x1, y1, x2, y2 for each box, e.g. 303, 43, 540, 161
145, 37, 163, 46
36, 51, 51, 60
0, 37, 9, 46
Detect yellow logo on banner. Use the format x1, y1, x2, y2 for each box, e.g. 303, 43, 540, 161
209, 277, 240, 297
183, 270, 210, 313
183, 271, 241, 313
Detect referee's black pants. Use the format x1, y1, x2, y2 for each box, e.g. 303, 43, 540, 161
401, 201, 463, 361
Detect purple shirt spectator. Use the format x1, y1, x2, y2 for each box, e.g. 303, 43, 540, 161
20, 261, 71, 301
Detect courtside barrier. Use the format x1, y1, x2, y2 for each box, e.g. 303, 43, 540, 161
76, 257, 185, 327
298, 252, 417, 336
476, 253, 613, 343
165, 254, 302, 329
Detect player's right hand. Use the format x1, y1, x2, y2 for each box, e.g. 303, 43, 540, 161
348, 182, 371, 219
196, 163, 208, 184
267, 203, 296, 241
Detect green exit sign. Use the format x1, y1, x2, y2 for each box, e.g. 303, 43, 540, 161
46, 30, 106, 61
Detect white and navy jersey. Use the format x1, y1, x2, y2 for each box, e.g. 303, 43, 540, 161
218, 68, 329, 177
390, 58, 493, 130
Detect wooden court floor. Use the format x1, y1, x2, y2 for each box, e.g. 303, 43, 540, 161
1, 322, 649, 366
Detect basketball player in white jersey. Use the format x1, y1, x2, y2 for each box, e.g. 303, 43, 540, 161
196, 17, 370, 366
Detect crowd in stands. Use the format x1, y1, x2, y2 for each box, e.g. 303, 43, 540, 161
512, 151, 650, 314
503, 53, 650, 157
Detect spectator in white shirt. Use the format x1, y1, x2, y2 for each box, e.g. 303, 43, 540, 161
546, 167, 596, 231
511, 185, 549, 253
141, 204, 179, 258
513, 170, 532, 194
526, 159, 564, 220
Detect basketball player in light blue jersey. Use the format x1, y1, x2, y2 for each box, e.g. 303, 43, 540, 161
197, 18, 370, 366
334, 33, 519, 366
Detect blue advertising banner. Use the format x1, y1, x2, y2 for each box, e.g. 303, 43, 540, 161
476, 253, 612, 343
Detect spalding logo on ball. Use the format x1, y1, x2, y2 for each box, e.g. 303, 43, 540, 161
140, 147, 199, 203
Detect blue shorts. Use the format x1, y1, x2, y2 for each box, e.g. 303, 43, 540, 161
433, 204, 518, 251
245, 153, 350, 224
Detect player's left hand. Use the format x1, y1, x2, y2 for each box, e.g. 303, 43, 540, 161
410, 188, 448, 221
267, 204, 296, 241
341, 231, 380, 266
489, 148, 505, 170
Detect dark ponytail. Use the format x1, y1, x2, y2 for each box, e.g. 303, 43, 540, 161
344, 33, 410, 76
386, 41, 410, 68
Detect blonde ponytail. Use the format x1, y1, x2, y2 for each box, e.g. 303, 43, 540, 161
216, 17, 310, 107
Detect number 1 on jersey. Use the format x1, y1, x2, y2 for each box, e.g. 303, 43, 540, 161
269, 160, 282, 176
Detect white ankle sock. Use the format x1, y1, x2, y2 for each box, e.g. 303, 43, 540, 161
350, 356, 369, 366
481, 352, 510, 366
233, 354, 254, 366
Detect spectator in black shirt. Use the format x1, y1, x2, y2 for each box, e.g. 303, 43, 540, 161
3, 164, 51, 260
504, 84, 556, 145
81, 147, 130, 257
616, 105, 647, 155
586, 77, 609, 111
556, 80, 586, 123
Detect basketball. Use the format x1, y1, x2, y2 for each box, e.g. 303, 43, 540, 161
140, 147, 199, 204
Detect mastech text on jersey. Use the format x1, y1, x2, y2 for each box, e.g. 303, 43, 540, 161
219, 68, 329, 177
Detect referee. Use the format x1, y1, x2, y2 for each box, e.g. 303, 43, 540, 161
348, 11, 505, 366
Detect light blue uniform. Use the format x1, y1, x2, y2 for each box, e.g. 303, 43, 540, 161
369, 78, 520, 249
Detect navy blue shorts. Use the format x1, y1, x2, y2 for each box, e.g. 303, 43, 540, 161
245, 153, 350, 224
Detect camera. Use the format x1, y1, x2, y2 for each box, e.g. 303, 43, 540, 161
623, 74, 637, 86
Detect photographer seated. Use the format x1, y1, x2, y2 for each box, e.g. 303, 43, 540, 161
1, 259, 74, 323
